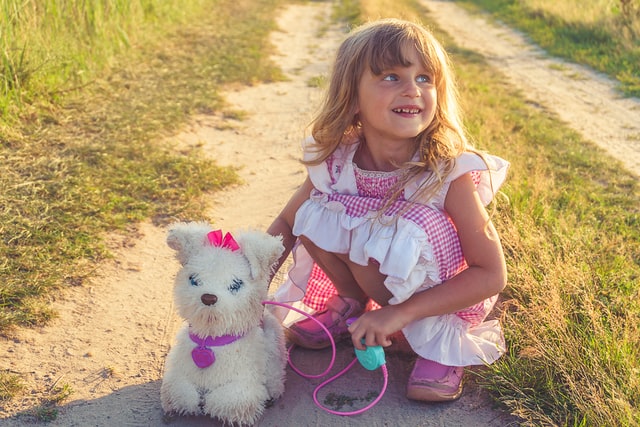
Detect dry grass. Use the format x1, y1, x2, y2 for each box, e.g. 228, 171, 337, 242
1, 0, 284, 332
0, 2, 285, 409
459, 0, 640, 96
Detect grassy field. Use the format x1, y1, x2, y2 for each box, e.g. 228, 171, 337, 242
458, 0, 640, 97
1, 0, 639, 425
0, 0, 284, 330
447, 1, 640, 425
1, 0, 283, 417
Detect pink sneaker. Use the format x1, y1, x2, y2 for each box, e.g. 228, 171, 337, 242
286, 295, 365, 349
406, 358, 464, 402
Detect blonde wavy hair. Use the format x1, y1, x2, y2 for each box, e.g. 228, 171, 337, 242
306, 18, 483, 204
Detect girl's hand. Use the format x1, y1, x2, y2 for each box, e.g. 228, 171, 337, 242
347, 305, 409, 350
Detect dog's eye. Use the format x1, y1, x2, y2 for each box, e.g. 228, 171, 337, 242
188, 274, 201, 287
228, 278, 243, 294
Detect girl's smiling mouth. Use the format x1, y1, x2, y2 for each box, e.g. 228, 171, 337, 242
392, 107, 422, 114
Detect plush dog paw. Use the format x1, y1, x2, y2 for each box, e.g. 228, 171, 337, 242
160, 385, 202, 417
204, 396, 264, 426
264, 397, 276, 408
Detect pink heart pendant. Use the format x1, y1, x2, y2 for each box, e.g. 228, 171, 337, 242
192, 347, 215, 368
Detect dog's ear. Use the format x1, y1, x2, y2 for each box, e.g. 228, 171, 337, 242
167, 221, 213, 265
237, 231, 284, 282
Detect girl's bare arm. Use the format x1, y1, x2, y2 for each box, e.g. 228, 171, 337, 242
349, 172, 507, 348
267, 176, 314, 276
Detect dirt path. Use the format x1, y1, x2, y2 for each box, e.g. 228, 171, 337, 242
423, 0, 640, 177
1, 1, 637, 426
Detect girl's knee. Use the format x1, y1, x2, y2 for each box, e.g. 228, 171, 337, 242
299, 234, 391, 304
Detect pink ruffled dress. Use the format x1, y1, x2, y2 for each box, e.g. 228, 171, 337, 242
273, 139, 510, 367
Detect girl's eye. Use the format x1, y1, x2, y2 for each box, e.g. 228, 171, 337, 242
188, 274, 201, 287
416, 74, 432, 83
229, 278, 244, 294
382, 74, 398, 81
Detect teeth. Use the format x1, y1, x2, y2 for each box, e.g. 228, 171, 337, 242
394, 108, 420, 114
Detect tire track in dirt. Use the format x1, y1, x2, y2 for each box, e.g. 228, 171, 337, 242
422, 0, 640, 177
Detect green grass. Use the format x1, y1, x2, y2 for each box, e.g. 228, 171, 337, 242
459, 56, 640, 425
0, 371, 23, 400
443, 7, 640, 427
0, 0, 284, 331
438, 3, 640, 421
1, 0, 285, 411
457, 0, 640, 97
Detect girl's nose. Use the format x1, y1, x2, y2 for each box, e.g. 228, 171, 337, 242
402, 80, 421, 97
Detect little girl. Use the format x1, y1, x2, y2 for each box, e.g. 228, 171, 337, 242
268, 18, 509, 402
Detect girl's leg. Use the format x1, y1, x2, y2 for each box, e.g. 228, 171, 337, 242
286, 236, 392, 349
299, 235, 392, 306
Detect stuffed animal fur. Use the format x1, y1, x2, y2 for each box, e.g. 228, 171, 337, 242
161, 222, 286, 426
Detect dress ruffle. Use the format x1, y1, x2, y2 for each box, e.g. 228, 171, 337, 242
292, 191, 460, 303
273, 140, 509, 366
405, 315, 505, 366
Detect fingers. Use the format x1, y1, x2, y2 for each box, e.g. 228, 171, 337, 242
347, 320, 366, 350
347, 317, 393, 349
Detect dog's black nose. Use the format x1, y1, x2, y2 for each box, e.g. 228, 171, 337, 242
201, 294, 218, 306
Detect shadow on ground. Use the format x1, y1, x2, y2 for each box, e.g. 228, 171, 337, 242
2, 339, 517, 427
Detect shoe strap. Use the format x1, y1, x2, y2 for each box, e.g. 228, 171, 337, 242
326, 295, 363, 323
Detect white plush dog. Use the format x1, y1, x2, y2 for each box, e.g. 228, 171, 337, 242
161, 222, 287, 425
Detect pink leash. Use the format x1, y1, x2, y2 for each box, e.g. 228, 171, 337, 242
263, 301, 388, 416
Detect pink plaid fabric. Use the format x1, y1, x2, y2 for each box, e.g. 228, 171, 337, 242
301, 159, 491, 325
325, 192, 467, 280
303, 263, 383, 312
303, 263, 337, 311
353, 164, 402, 199
455, 297, 498, 326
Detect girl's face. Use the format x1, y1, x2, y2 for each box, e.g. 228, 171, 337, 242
356, 48, 437, 147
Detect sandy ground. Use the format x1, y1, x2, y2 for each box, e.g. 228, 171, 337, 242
1, 1, 638, 426
423, 0, 640, 177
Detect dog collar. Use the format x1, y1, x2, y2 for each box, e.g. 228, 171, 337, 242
189, 331, 243, 368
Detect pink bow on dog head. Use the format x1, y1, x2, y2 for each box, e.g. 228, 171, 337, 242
206, 229, 240, 252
